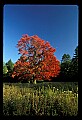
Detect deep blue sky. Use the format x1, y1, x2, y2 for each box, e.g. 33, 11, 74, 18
3, 5, 78, 63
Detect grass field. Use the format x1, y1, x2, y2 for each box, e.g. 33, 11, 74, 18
3, 82, 78, 116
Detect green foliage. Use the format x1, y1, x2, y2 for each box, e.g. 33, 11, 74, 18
70, 46, 78, 77
60, 46, 78, 79
3, 62, 8, 74
60, 54, 71, 78
61, 54, 71, 63
3, 83, 78, 116
6, 59, 14, 76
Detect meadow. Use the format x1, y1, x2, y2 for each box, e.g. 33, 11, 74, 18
3, 82, 78, 116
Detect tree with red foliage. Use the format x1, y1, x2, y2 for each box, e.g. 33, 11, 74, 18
12, 34, 60, 83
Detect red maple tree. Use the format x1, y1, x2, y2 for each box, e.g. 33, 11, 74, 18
12, 34, 60, 83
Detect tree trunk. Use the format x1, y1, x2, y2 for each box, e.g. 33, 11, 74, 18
28, 81, 30, 83
33, 79, 36, 84
31, 74, 36, 84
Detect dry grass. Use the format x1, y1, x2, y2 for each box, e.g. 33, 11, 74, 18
3, 83, 78, 116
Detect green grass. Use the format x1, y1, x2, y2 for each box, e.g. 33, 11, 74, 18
3, 82, 78, 116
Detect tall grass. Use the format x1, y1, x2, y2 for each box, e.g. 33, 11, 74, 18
3, 83, 78, 116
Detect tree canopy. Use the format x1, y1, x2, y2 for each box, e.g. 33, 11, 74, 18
12, 34, 60, 83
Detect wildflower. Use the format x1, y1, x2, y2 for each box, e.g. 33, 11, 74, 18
69, 91, 72, 93
53, 87, 55, 89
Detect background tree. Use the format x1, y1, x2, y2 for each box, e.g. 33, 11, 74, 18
61, 54, 71, 63
69, 46, 78, 78
3, 62, 8, 75
6, 59, 14, 76
60, 54, 72, 80
12, 34, 60, 83
60, 46, 78, 81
